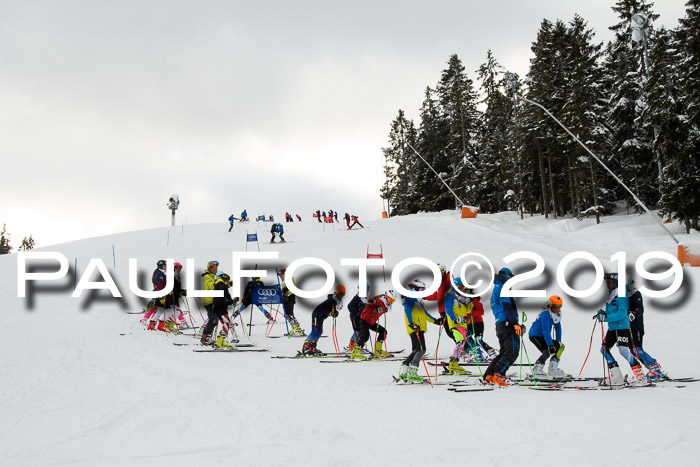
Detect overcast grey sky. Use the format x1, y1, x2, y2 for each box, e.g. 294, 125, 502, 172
0, 0, 688, 247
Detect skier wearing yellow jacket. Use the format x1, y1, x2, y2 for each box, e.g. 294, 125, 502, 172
443, 278, 472, 374
197, 260, 218, 339
397, 279, 443, 383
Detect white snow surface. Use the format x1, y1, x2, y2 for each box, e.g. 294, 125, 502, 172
1, 211, 699, 466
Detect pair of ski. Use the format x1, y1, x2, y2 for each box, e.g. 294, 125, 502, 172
187, 342, 271, 352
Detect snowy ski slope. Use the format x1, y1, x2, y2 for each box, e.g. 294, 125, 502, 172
1, 210, 699, 466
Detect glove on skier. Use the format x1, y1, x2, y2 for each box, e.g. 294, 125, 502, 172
593, 310, 606, 321
265, 312, 272, 320
411, 323, 421, 332
513, 324, 525, 336
181, 289, 187, 296
434, 316, 445, 326
548, 345, 557, 355
628, 312, 635, 322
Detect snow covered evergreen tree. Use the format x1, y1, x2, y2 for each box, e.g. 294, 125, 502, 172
476, 50, 514, 213
436, 54, 481, 207
658, 1, 700, 231
416, 86, 453, 212
602, 0, 660, 211
0, 224, 11, 254
380, 110, 421, 216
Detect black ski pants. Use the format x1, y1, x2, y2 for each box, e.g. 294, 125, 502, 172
484, 322, 520, 377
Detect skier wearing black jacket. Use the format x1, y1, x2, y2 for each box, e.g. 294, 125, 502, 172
301, 285, 346, 355
627, 280, 666, 380
347, 286, 369, 350
233, 278, 272, 321
201, 273, 236, 349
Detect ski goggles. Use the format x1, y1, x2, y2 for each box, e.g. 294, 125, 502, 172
207, 261, 219, 268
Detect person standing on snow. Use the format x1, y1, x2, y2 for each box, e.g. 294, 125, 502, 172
528, 295, 570, 378
228, 214, 239, 232
483, 268, 524, 386
162, 262, 189, 331
143, 259, 168, 329
240, 209, 248, 222
350, 290, 397, 359
423, 263, 456, 344
347, 284, 370, 350
276, 223, 285, 243
441, 278, 473, 375
397, 280, 442, 383
627, 280, 666, 381
301, 285, 346, 356
196, 260, 219, 338
279, 268, 304, 336
233, 277, 272, 321
270, 223, 279, 243
595, 273, 646, 385
200, 272, 237, 348
349, 215, 364, 229
462, 288, 497, 363
344, 212, 351, 229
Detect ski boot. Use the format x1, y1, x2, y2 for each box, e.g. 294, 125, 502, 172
486, 347, 498, 362
447, 357, 466, 374
375, 341, 388, 358
215, 335, 234, 350
165, 321, 180, 333
397, 364, 410, 381
146, 320, 157, 331
289, 323, 305, 336
302, 341, 322, 356
547, 359, 571, 378
201, 333, 215, 346
406, 365, 423, 383
629, 365, 648, 385
351, 345, 367, 360
532, 362, 547, 378
602, 365, 625, 386
485, 373, 511, 386
348, 338, 357, 351
646, 362, 667, 381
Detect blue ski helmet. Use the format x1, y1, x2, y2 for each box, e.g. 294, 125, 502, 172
499, 267, 514, 279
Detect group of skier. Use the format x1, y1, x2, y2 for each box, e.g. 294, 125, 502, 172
139, 256, 667, 387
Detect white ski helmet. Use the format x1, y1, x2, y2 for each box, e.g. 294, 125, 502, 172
385, 289, 398, 304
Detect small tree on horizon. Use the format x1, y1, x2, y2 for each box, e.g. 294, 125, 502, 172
0, 224, 12, 254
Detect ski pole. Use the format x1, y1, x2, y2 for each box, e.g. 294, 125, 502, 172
600, 320, 611, 390
434, 324, 442, 380
332, 317, 340, 356
520, 334, 536, 387
578, 319, 598, 375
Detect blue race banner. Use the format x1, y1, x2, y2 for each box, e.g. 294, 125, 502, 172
247, 233, 258, 242
256, 215, 266, 221
252, 285, 283, 305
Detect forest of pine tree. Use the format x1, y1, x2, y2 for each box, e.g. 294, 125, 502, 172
380, 0, 700, 233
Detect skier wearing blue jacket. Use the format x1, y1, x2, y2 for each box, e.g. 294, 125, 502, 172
483, 268, 524, 386
594, 272, 645, 385
528, 295, 570, 378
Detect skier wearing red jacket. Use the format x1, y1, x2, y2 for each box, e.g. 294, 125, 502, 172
423, 264, 457, 343
350, 291, 397, 359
